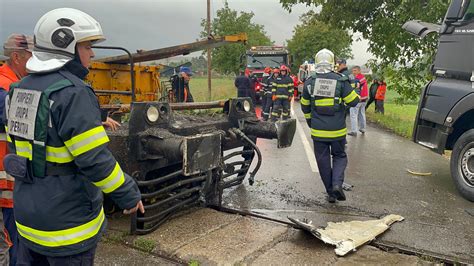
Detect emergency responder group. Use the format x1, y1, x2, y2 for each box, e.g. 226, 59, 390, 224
240, 65, 296, 122
244, 49, 362, 203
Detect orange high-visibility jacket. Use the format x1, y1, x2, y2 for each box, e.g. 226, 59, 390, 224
0, 63, 18, 208
375, 82, 387, 101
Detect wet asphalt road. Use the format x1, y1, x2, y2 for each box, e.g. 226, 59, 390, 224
223, 102, 474, 263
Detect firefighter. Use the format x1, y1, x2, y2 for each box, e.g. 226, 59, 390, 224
271, 65, 293, 121
301, 49, 359, 203
3, 8, 143, 264
260, 67, 273, 120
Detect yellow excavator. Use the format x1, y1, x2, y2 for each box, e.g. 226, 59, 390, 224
88, 33, 248, 106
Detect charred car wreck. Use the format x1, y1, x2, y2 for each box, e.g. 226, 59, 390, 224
108, 100, 296, 234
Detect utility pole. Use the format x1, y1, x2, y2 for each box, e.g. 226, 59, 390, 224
207, 0, 212, 101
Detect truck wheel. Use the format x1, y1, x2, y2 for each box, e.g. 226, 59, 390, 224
451, 129, 474, 202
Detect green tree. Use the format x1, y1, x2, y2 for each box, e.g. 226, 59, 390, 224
288, 11, 352, 68
280, 0, 449, 100
201, 2, 272, 75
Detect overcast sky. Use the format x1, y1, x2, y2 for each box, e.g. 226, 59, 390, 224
0, 0, 372, 65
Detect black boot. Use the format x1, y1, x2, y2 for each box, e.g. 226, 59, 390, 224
327, 194, 336, 203
332, 185, 346, 201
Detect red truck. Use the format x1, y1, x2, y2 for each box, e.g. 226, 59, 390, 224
245, 46, 291, 103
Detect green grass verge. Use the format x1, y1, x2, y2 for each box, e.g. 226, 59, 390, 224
189, 77, 236, 102
366, 103, 418, 138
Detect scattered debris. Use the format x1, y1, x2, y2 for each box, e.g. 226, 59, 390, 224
342, 182, 354, 191
288, 214, 404, 256
406, 169, 432, 176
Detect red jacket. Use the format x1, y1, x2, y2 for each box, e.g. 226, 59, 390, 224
0, 64, 18, 208
355, 73, 368, 100
375, 82, 387, 100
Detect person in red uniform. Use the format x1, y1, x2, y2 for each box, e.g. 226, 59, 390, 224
0, 34, 33, 266
374, 79, 387, 114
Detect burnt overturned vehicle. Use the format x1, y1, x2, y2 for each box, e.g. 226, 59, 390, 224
86, 34, 296, 234
108, 100, 296, 234
404, 0, 474, 201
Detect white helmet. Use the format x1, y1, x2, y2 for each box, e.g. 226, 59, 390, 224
27, 8, 105, 73
314, 49, 335, 74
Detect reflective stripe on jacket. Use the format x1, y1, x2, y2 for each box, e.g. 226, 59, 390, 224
271, 75, 294, 97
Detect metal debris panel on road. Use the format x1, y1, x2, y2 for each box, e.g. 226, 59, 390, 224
288, 214, 404, 256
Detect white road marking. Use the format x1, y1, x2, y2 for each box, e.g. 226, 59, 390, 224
291, 103, 319, 173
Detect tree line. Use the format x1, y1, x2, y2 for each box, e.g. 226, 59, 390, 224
201, 0, 449, 100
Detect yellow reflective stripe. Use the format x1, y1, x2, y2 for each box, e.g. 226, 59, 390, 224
311, 128, 347, 138
46, 146, 74, 163
14, 141, 74, 163
16, 208, 105, 247
301, 97, 310, 106
304, 113, 312, 119
343, 90, 358, 103
315, 98, 334, 106
93, 162, 125, 194
276, 95, 288, 99
5, 127, 11, 143
275, 84, 290, 87
15, 140, 32, 160
64, 126, 109, 157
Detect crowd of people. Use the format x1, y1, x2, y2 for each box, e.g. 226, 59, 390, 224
234, 50, 389, 205
235, 59, 387, 127
235, 65, 298, 122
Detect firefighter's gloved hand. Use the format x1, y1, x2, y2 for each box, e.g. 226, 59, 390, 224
272, 95, 277, 102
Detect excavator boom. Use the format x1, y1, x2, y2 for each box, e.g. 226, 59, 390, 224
96, 33, 248, 64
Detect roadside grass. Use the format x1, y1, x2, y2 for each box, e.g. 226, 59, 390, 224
364, 87, 419, 138
133, 237, 156, 253
366, 103, 418, 138
189, 77, 236, 102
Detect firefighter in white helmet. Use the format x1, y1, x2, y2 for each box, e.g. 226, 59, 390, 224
300, 49, 359, 203
4, 8, 143, 264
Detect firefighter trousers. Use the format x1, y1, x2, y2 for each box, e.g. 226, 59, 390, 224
313, 139, 347, 196
261, 93, 272, 120
272, 98, 290, 121
17, 240, 97, 266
